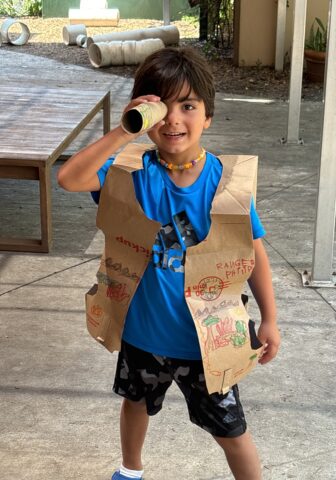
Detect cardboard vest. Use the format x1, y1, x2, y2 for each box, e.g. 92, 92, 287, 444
86, 143, 263, 394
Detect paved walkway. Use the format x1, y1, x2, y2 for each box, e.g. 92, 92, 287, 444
0, 50, 335, 480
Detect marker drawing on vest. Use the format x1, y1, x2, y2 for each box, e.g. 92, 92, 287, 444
85, 144, 263, 395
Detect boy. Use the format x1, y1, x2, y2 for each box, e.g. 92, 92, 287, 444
58, 47, 280, 480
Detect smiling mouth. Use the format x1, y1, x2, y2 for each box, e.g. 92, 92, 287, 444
163, 132, 186, 138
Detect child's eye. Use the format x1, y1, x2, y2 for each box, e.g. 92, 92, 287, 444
183, 104, 195, 111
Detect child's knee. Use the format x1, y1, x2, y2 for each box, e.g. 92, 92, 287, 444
214, 430, 252, 453
123, 397, 147, 412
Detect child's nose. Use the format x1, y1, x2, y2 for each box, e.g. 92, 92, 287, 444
164, 107, 180, 125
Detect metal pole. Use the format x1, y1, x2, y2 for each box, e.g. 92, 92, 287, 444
275, 0, 287, 72
163, 0, 171, 25
304, 0, 336, 288
283, 0, 307, 144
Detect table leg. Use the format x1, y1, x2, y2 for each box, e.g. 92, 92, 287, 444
103, 92, 111, 135
39, 164, 52, 253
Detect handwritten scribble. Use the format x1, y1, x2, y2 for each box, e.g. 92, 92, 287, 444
104, 257, 140, 283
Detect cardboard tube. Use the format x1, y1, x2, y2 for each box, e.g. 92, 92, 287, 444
87, 25, 179, 48
121, 102, 168, 134
0, 18, 30, 45
63, 24, 87, 45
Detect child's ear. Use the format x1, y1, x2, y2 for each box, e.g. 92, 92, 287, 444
204, 116, 212, 130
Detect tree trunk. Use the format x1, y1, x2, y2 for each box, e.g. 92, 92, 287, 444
199, 0, 208, 41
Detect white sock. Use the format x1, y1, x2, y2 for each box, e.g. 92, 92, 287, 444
120, 464, 144, 479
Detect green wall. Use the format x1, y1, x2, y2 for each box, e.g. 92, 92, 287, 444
42, 0, 193, 20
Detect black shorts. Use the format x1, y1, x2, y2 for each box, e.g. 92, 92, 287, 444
113, 341, 247, 438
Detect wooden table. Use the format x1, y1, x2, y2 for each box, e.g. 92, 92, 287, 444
0, 85, 110, 253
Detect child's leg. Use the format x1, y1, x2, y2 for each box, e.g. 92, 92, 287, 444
170, 358, 261, 479
120, 398, 149, 470
214, 431, 262, 480
113, 341, 174, 474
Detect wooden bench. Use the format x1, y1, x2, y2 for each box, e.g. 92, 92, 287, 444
0, 85, 110, 253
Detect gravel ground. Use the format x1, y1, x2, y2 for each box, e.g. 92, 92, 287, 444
1, 16, 323, 101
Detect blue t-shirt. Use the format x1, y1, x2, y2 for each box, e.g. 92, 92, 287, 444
92, 150, 265, 360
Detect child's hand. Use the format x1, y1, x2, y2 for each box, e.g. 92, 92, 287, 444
257, 321, 281, 365
122, 95, 166, 134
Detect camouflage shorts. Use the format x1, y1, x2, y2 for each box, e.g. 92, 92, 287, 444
113, 341, 247, 438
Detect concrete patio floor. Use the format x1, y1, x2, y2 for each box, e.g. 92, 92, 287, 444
0, 50, 335, 480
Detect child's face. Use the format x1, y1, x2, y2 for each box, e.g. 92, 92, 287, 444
147, 83, 211, 161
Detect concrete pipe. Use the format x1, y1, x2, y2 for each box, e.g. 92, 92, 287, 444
0, 18, 30, 45
86, 25, 179, 48
88, 38, 164, 68
135, 39, 165, 64
69, 8, 120, 27
76, 34, 87, 48
89, 41, 123, 68
63, 24, 87, 45
122, 40, 137, 65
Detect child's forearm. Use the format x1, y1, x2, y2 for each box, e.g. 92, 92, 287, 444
248, 239, 277, 324
58, 94, 164, 192
57, 125, 134, 192
57, 94, 163, 193
248, 238, 280, 364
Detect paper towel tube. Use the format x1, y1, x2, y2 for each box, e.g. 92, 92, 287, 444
121, 102, 168, 134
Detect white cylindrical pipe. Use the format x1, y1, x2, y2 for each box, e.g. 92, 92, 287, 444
0, 18, 30, 45
88, 42, 111, 68
87, 25, 179, 48
123, 40, 137, 65
135, 38, 165, 64
88, 41, 122, 68
69, 8, 120, 27
88, 38, 164, 68
63, 24, 87, 45
76, 34, 87, 47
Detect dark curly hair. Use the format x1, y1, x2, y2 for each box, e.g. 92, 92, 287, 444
131, 47, 215, 118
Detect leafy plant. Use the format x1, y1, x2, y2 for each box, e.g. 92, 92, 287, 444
208, 0, 234, 49
0, 0, 42, 17
186, 0, 234, 49
181, 13, 199, 27
305, 17, 327, 52
201, 41, 221, 60
23, 0, 42, 16
0, 0, 24, 16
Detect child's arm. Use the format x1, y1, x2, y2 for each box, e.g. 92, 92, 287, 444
248, 238, 280, 365
57, 95, 163, 192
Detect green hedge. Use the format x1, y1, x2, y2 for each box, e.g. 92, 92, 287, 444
42, 0, 193, 20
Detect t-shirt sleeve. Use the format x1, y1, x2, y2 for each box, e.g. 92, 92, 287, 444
91, 157, 115, 205
250, 197, 266, 239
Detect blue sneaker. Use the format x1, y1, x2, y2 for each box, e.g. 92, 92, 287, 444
111, 471, 143, 480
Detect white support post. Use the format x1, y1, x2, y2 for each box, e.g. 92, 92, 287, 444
302, 0, 336, 288
282, 0, 307, 144
275, 0, 287, 72
163, 0, 171, 25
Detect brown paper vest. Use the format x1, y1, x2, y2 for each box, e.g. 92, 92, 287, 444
86, 144, 263, 394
